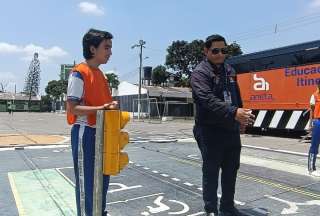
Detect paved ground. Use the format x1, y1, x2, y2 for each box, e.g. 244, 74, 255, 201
0, 113, 319, 216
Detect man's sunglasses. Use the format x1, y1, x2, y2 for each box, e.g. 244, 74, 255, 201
211, 48, 228, 55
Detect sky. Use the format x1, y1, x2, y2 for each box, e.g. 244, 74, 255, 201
1, 0, 320, 94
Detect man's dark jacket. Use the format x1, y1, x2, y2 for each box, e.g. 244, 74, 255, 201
190, 58, 243, 131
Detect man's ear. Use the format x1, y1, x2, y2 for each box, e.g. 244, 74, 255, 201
90, 46, 96, 56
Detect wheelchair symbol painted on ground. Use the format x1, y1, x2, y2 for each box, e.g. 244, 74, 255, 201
141, 195, 190, 215
266, 195, 320, 215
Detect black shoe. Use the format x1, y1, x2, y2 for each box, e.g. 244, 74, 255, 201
219, 207, 245, 216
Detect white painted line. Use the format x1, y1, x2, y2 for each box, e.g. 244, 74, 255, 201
0, 144, 70, 151
197, 187, 203, 191
177, 138, 196, 143
56, 166, 73, 169
106, 193, 164, 205
161, 174, 169, 177
152, 170, 159, 174
253, 110, 267, 127
171, 178, 180, 182
130, 140, 149, 143
242, 144, 320, 158
240, 154, 309, 177
129, 161, 134, 164
56, 168, 75, 187
187, 212, 205, 216
183, 182, 194, 187
108, 183, 143, 193
136, 164, 142, 167
269, 110, 284, 128
143, 167, 150, 170
286, 111, 302, 129
56, 136, 70, 144
0, 148, 15, 151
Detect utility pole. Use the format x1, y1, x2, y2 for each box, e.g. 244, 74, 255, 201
131, 40, 146, 119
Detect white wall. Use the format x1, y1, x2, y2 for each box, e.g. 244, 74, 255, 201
113, 81, 147, 96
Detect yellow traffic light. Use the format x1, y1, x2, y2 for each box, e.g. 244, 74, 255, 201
103, 110, 130, 175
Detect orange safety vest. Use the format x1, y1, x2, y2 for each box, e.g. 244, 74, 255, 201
67, 63, 112, 126
312, 91, 320, 119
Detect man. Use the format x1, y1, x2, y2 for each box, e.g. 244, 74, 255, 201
191, 34, 255, 216
308, 83, 320, 177
66, 28, 118, 216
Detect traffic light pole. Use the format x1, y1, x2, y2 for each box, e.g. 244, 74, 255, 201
93, 110, 104, 216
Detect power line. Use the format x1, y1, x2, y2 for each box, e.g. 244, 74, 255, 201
230, 12, 320, 42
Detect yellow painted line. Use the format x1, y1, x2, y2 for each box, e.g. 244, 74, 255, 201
8, 173, 26, 216
238, 174, 320, 199
169, 155, 320, 199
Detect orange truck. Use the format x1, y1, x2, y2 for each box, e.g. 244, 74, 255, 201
227, 40, 320, 131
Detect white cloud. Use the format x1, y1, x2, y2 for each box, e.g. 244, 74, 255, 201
0, 42, 68, 62
309, 0, 320, 9
78, 2, 105, 16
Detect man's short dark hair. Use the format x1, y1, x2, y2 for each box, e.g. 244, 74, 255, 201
205, 34, 227, 49
82, 28, 113, 60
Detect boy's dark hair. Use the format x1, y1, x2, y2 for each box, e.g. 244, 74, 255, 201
205, 34, 227, 48
82, 28, 113, 60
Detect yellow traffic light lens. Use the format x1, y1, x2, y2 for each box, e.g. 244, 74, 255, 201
120, 112, 130, 128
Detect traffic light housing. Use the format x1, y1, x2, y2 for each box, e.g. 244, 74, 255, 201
103, 110, 130, 175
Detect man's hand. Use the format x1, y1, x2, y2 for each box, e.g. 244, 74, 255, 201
235, 108, 255, 126
240, 123, 246, 134
103, 101, 119, 110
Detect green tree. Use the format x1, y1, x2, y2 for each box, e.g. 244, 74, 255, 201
45, 80, 67, 99
41, 95, 52, 112
45, 80, 67, 111
152, 65, 168, 86
165, 39, 243, 87
105, 73, 120, 92
227, 41, 243, 57
165, 40, 205, 78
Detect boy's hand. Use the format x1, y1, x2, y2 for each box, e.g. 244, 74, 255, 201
103, 101, 119, 110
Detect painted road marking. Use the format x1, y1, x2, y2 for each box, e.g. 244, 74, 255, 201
167, 155, 320, 200
8, 169, 76, 215
106, 193, 164, 205
130, 161, 245, 206
183, 182, 194, 187
8, 173, 26, 216
108, 183, 142, 193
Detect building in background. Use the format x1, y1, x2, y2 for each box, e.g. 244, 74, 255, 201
60, 63, 75, 81
113, 81, 193, 120
0, 92, 41, 112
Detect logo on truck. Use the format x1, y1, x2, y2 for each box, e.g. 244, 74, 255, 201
253, 74, 270, 91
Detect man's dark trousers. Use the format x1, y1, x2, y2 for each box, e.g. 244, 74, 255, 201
193, 124, 241, 213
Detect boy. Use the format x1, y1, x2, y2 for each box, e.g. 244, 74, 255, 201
67, 28, 118, 216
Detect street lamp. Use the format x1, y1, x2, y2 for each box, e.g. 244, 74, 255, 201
131, 40, 146, 120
